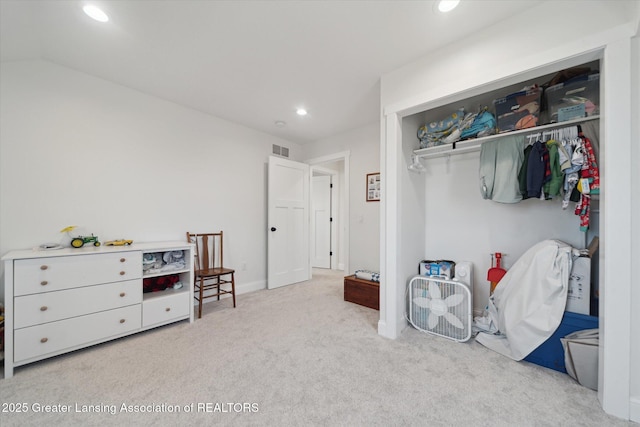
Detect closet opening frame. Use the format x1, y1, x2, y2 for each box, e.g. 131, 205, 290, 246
380, 42, 634, 420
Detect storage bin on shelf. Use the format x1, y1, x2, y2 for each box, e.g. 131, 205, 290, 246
493, 86, 543, 133
545, 73, 600, 123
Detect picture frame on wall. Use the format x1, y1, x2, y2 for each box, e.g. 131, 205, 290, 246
366, 172, 380, 202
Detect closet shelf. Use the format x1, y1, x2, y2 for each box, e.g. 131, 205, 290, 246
414, 115, 600, 160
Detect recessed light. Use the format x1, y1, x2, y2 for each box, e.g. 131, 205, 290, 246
437, 0, 460, 13
296, 108, 308, 116
83, 5, 109, 22
275, 120, 287, 127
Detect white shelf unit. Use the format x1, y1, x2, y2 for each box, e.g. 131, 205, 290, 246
140, 246, 194, 329
142, 269, 191, 279
414, 115, 600, 160
1, 241, 194, 379
142, 285, 190, 301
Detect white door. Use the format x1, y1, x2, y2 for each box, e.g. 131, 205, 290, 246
311, 175, 331, 268
268, 156, 310, 289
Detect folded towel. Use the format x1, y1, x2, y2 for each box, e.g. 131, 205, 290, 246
355, 270, 380, 282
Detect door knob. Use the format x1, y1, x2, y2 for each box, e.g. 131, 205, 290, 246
270, 227, 276, 232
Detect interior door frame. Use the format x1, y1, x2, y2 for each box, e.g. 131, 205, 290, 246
306, 151, 350, 275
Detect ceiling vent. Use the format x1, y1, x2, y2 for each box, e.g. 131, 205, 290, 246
272, 144, 290, 158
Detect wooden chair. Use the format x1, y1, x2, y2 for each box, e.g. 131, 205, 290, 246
186, 231, 236, 318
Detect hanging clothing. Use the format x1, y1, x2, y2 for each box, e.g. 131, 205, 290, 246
557, 141, 572, 171
580, 120, 600, 161
526, 140, 550, 198
562, 140, 584, 209
580, 132, 600, 195
479, 136, 524, 203
574, 130, 600, 231
543, 140, 563, 199
518, 144, 533, 200
575, 193, 591, 231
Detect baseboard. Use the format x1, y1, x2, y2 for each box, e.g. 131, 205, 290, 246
630, 396, 640, 423
398, 314, 409, 335
377, 319, 391, 338
378, 315, 409, 340
193, 279, 266, 306
236, 279, 267, 294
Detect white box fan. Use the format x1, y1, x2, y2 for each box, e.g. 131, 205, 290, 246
408, 261, 473, 342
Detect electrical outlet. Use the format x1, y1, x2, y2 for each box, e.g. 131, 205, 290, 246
241, 262, 247, 271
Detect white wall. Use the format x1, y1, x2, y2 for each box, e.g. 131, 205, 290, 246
416, 146, 587, 315
381, 2, 638, 110
0, 59, 303, 295
303, 123, 379, 273
630, 27, 640, 424
380, 0, 638, 421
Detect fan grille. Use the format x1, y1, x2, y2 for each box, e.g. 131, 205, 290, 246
408, 276, 472, 342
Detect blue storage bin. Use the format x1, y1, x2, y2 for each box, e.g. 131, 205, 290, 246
524, 311, 599, 373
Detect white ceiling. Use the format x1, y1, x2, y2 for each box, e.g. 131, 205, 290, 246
0, 0, 547, 144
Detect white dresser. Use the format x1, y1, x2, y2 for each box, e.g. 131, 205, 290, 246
2, 241, 194, 378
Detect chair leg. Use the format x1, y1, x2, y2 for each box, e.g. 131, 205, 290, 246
198, 277, 204, 319
231, 272, 236, 308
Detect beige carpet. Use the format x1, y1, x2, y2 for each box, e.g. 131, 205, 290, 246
0, 269, 632, 426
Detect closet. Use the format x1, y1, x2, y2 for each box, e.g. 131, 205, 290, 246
380, 40, 635, 419
399, 60, 599, 317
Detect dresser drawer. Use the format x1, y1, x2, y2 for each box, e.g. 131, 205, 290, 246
14, 252, 142, 296
14, 279, 142, 329
143, 291, 190, 327
14, 305, 142, 362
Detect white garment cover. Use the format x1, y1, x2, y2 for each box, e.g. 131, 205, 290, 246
475, 240, 572, 360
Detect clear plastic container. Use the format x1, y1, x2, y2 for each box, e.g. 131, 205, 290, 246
545, 73, 600, 123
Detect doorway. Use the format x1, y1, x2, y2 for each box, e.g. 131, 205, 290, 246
307, 151, 350, 276
311, 168, 336, 269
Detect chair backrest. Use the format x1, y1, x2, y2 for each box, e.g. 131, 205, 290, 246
186, 232, 224, 272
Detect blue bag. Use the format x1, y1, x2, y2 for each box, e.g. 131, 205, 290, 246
417, 108, 465, 149
460, 109, 496, 140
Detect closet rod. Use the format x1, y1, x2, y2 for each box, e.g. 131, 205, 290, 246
414, 115, 599, 160
528, 124, 579, 142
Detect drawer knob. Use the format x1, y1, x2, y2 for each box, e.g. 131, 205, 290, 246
165, 307, 171, 312
40, 265, 48, 270
120, 292, 126, 297
41, 281, 48, 286
120, 319, 126, 324
40, 306, 48, 311
120, 258, 126, 263
40, 337, 48, 343
120, 271, 125, 276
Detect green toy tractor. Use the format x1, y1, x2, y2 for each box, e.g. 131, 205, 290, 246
70, 234, 101, 248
